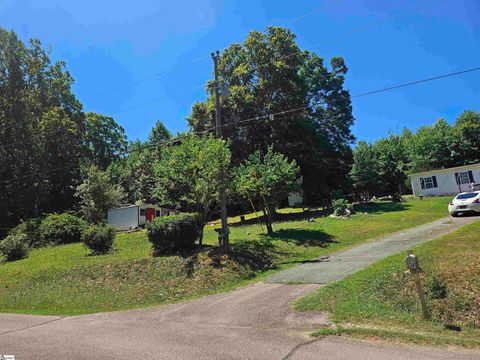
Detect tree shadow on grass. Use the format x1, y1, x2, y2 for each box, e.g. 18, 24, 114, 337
355, 201, 411, 214
206, 240, 277, 272
266, 229, 338, 247
228, 208, 330, 228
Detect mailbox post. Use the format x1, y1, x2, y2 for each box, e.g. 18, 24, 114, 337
405, 252, 430, 320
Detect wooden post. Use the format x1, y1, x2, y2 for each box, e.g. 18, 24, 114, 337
405, 252, 430, 320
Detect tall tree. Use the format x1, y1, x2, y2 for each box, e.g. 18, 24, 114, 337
0, 28, 83, 232
188, 27, 354, 204
84, 112, 128, 170
408, 119, 455, 173
373, 134, 410, 199
153, 135, 231, 244
350, 141, 381, 201
453, 110, 480, 165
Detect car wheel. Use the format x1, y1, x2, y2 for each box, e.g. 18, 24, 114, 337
451, 213, 459, 217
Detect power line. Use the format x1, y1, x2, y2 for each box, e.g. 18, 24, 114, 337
351, 67, 480, 98
1, 62, 479, 151
1, 65, 479, 154
0, 0, 446, 137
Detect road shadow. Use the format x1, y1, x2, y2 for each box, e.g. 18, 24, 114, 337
266, 229, 337, 247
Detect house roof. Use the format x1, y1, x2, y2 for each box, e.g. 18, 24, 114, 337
409, 163, 480, 177
108, 204, 158, 211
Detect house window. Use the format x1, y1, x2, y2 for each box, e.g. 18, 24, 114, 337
140, 209, 145, 216
456, 171, 472, 185
156, 210, 161, 217
420, 176, 437, 190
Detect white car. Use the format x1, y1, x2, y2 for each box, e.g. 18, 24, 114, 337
448, 191, 480, 217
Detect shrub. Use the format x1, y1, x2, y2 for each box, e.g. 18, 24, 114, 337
82, 224, 116, 255
146, 213, 200, 255
9, 218, 44, 248
40, 213, 87, 245
332, 198, 354, 217
0, 233, 30, 261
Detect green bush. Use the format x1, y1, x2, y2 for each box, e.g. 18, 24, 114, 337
0, 233, 30, 261
40, 213, 87, 245
146, 213, 200, 255
82, 224, 116, 255
9, 218, 44, 248
332, 198, 354, 217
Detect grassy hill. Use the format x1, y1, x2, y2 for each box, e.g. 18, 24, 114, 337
0, 196, 451, 315
295, 219, 480, 348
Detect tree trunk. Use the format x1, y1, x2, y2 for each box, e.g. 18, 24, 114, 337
262, 207, 273, 235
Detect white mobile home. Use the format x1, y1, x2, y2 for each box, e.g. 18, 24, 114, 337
409, 163, 480, 197
107, 204, 171, 231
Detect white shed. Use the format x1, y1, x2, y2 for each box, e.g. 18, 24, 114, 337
107, 204, 171, 231
409, 163, 480, 197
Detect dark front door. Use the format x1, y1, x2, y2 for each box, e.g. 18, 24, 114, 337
146, 208, 155, 222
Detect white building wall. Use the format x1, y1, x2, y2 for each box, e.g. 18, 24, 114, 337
288, 192, 303, 207
108, 206, 139, 231
410, 165, 480, 197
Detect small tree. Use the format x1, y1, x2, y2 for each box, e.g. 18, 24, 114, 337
153, 135, 231, 245
235, 147, 301, 234
75, 166, 125, 223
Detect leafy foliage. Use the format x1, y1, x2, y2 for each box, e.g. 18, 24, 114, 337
350, 111, 480, 199
40, 213, 87, 245
0, 28, 129, 234
235, 147, 301, 233
332, 198, 353, 217
154, 135, 231, 241
146, 213, 200, 255
0, 232, 30, 261
82, 224, 116, 255
76, 166, 125, 223
188, 27, 355, 203
84, 112, 128, 170
9, 218, 44, 248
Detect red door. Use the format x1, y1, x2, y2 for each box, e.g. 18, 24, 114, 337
146, 208, 155, 222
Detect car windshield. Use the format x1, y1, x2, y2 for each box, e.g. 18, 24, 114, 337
456, 192, 479, 200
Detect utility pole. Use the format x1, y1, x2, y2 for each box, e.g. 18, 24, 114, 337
212, 50, 229, 251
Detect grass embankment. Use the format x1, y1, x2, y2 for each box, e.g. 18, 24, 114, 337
0, 197, 450, 315
295, 220, 480, 348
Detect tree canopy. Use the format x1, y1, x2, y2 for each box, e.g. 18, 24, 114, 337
188, 27, 355, 204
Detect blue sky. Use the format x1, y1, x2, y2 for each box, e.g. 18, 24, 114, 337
1, 0, 478, 143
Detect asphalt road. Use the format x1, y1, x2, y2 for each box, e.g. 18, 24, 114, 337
1, 216, 479, 359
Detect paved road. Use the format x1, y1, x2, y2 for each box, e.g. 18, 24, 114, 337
1, 216, 479, 359
268, 216, 479, 284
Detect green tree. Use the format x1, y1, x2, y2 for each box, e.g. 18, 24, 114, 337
350, 141, 381, 201
235, 147, 301, 234
75, 166, 125, 223
153, 135, 231, 244
84, 112, 128, 170
108, 140, 157, 204
408, 119, 455, 173
453, 110, 480, 165
373, 134, 410, 199
0, 28, 83, 233
148, 119, 172, 147
188, 27, 354, 204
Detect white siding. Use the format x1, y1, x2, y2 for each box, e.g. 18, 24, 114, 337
410, 165, 480, 197
288, 192, 303, 207
108, 206, 139, 231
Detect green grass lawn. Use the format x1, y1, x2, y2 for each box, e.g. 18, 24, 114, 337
0, 196, 451, 315
294, 219, 480, 348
